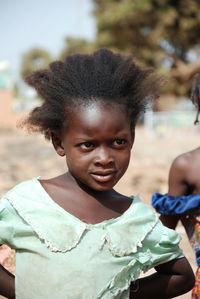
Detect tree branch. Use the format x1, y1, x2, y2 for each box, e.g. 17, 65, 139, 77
170, 59, 200, 82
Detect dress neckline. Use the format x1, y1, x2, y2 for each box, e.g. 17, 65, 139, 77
5, 178, 158, 254
35, 177, 134, 227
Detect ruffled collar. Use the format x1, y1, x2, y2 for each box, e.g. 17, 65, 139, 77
5, 178, 158, 256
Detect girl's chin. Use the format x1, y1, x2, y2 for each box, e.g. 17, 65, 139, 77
68, 174, 117, 192
81, 181, 114, 193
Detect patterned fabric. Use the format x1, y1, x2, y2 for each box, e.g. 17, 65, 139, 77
0, 245, 15, 274
192, 267, 200, 299
191, 217, 200, 267
192, 218, 200, 298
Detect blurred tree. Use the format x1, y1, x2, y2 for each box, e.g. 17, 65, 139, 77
21, 0, 200, 98
21, 48, 52, 78
92, 0, 200, 96
59, 37, 97, 60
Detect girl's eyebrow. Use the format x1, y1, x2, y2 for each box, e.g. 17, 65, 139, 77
73, 133, 130, 142
115, 133, 130, 137
74, 137, 94, 142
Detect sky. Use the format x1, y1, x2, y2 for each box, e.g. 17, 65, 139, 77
0, 0, 96, 79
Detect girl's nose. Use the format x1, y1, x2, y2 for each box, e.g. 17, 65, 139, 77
94, 147, 114, 166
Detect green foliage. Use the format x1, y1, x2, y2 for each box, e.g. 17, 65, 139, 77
20, 0, 200, 98
21, 48, 52, 79
59, 37, 97, 61
93, 0, 200, 96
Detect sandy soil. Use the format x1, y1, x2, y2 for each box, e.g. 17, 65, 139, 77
0, 125, 200, 298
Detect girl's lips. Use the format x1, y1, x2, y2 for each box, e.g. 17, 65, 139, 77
90, 172, 116, 183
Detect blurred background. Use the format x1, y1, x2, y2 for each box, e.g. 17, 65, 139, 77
1, 0, 200, 298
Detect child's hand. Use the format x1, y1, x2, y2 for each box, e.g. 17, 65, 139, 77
0, 264, 15, 299
130, 257, 195, 298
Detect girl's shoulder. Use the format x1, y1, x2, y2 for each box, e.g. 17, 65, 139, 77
3, 177, 41, 199
1, 177, 50, 214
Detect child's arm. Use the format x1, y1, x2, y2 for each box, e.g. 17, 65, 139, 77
130, 257, 195, 298
159, 214, 179, 230
0, 264, 15, 299
159, 155, 189, 230
167, 155, 188, 197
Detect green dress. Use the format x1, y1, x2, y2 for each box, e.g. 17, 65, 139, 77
0, 178, 183, 299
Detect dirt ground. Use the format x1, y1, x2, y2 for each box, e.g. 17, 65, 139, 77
0, 125, 200, 298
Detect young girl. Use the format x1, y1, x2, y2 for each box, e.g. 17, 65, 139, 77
0, 49, 194, 299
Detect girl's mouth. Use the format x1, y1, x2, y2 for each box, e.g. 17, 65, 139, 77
90, 171, 116, 183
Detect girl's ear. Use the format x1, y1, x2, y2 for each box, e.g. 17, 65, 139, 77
51, 133, 65, 157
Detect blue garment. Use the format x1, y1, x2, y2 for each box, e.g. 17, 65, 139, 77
152, 193, 200, 215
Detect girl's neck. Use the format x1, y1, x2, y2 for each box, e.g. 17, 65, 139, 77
40, 172, 132, 224
64, 171, 116, 201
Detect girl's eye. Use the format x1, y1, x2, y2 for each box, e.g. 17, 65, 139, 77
113, 139, 126, 146
80, 142, 94, 149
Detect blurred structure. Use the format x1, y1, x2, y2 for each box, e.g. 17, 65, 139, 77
0, 60, 40, 129
0, 90, 17, 128
0, 60, 18, 128
0, 61, 13, 90
144, 96, 197, 137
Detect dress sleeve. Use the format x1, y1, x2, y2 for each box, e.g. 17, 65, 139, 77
142, 219, 184, 272
0, 197, 17, 247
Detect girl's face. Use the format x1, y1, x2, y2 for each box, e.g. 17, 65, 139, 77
54, 103, 135, 192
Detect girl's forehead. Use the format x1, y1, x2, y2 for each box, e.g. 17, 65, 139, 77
68, 102, 128, 121
64, 102, 132, 132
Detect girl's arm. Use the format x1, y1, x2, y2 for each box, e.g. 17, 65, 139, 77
159, 214, 179, 230
168, 156, 188, 197
130, 257, 195, 298
0, 264, 15, 299
159, 155, 189, 230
